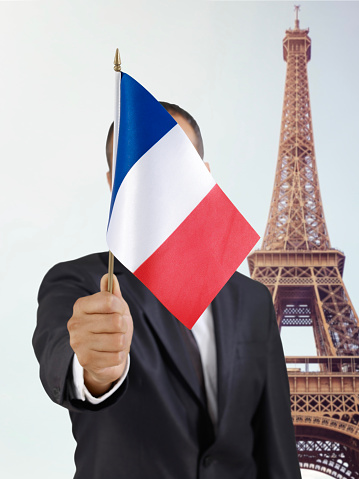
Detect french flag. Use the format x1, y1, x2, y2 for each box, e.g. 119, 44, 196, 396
107, 72, 260, 329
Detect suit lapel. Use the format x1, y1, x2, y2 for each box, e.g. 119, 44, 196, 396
115, 260, 207, 409
113, 257, 242, 417
212, 276, 242, 426
144, 301, 207, 408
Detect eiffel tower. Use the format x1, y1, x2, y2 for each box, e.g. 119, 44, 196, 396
247, 7, 359, 478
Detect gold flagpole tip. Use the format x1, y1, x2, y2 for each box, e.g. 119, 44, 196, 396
114, 48, 122, 72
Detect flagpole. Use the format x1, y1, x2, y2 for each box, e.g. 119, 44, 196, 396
108, 48, 121, 294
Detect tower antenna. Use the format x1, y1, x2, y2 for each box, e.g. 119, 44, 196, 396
294, 5, 300, 29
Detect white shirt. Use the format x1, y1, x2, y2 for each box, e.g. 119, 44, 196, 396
192, 305, 217, 425
72, 305, 218, 425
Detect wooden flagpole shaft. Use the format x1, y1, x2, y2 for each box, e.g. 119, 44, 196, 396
108, 48, 122, 294
108, 250, 115, 293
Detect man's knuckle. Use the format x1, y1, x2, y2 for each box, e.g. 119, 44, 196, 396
69, 335, 78, 351
112, 314, 124, 332
122, 299, 130, 312
81, 351, 92, 368
116, 334, 125, 350
104, 294, 115, 312
114, 351, 125, 365
68, 317, 80, 339
67, 317, 74, 333
73, 297, 83, 313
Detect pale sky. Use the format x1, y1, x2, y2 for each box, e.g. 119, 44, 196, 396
1, 1, 358, 477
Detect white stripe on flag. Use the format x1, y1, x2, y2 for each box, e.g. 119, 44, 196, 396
107, 124, 216, 271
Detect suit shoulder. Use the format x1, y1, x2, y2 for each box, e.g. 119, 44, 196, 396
44, 252, 107, 278
230, 270, 272, 300
38, 252, 108, 299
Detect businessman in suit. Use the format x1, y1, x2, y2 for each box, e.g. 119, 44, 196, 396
33, 103, 301, 479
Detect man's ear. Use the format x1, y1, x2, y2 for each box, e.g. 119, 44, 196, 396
106, 171, 112, 191
204, 162, 211, 172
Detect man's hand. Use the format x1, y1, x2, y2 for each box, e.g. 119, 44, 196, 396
67, 274, 133, 397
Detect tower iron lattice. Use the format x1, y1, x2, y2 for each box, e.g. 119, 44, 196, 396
247, 9, 359, 477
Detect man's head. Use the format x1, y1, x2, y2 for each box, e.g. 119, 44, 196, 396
158, 102, 204, 160
105, 102, 205, 181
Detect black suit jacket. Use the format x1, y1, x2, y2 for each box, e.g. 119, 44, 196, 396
33, 252, 301, 479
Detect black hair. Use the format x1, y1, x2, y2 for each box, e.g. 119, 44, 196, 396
158, 102, 204, 160
106, 102, 204, 170
106, 123, 114, 170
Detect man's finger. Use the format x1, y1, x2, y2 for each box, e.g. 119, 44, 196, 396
86, 313, 129, 334
100, 273, 122, 298
73, 291, 126, 315
87, 332, 129, 353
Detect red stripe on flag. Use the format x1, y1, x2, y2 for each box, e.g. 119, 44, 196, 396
134, 184, 260, 329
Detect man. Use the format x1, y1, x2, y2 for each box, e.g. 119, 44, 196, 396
33, 103, 301, 479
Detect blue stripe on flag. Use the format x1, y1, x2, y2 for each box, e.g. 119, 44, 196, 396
109, 72, 177, 219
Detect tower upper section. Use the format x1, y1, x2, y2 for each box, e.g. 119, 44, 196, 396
261, 13, 330, 252
283, 25, 311, 63
283, 7, 311, 63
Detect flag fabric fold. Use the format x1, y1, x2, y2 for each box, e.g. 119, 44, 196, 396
107, 72, 260, 329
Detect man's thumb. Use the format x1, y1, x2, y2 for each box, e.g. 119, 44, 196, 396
100, 273, 122, 298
